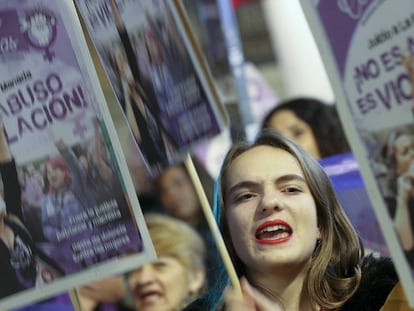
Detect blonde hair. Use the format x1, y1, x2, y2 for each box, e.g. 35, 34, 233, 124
145, 213, 206, 274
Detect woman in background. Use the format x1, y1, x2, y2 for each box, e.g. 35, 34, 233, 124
261, 97, 350, 159
77, 213, 206, 311
156, 161, 219, 288
383, 130, 414, 268
108, 0, 174, 170
41, 139, 93, 243
0, 122, 61, 299
0, 122, 38, 298
157, 163, 204, 226
127, 213, 206, 311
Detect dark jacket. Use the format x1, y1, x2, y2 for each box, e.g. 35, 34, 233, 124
340, 254, 398, 311
0, 159, 37, 298
0, 160, 63, 299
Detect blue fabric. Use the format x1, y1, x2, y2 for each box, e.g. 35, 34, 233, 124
12, 293, 74, 311
12, 302, 74, 311
213, 177, 222, 225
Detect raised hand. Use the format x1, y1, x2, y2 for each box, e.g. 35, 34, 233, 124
224, 278, 283, 311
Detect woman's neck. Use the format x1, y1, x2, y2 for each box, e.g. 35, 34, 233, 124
246, 263, 317, 311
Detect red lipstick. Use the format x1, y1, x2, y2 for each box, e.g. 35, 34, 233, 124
255, 220, 292, 245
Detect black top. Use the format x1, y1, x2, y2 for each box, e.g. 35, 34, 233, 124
0, 217, 37, 298
0, 159, 63, 298
340, 255, 397, 311
0, 159, 37, 298
1, 159, 23, 220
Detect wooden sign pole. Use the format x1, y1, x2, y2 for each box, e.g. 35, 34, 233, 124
183, 153, 241, 295
69, 289, 82, 311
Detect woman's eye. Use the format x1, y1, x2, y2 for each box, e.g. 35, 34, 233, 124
153, 261, 168, 269
234, 193, 255, 203
282, 186, 301, 194
293, 128, 305, 138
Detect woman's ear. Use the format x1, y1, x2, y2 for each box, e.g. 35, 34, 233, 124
317, 227, 322, 240
188, 268, 206, 295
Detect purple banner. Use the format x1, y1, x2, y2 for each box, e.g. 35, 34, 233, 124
0, 9, 29, 55
0, 1, 155, 309
302, 0, 414, 304
76, 0, 225, 173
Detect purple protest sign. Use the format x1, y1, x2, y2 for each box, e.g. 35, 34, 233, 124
0, 1, 155, 309
0, 9, 29, 56
76, 0, 226, 174
301, 0, 414, 305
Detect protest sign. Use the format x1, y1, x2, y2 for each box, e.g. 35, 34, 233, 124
76, 0, 227, 174
300, 0, 414, 305
0, 1, 155, 309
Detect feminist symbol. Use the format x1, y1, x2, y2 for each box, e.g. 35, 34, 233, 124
337, 0, 369, 19
20, 9, 57, 62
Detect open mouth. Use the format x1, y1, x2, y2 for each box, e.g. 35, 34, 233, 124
137, 290, 163, 305
255, 221, 293, 244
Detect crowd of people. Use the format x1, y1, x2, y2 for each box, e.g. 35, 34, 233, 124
3, 0, 414, 309
8, 95, 414, 310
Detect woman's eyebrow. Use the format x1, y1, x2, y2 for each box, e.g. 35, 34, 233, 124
226, 180, 260, 198
275, 174, 306, 185
226, 174, 306, 197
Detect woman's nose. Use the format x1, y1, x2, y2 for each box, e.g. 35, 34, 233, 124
130, 264, 156, 287
260, 186, 282, 213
